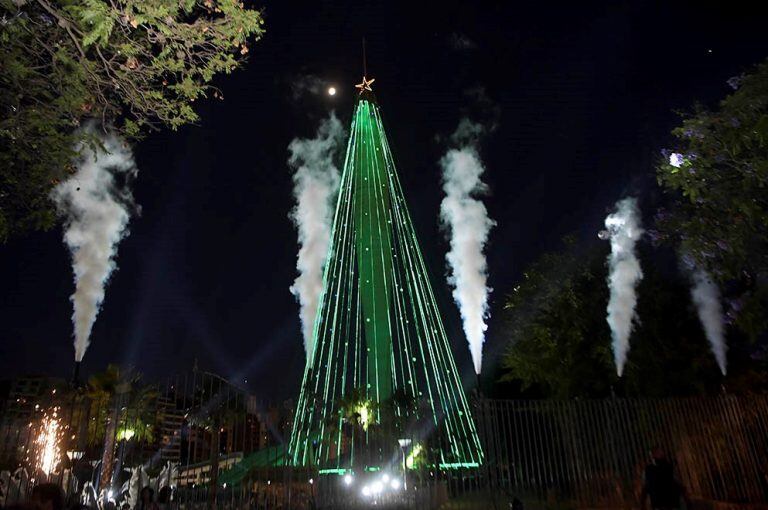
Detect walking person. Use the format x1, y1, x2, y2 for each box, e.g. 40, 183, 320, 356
137, 486, 159, 510
640, 447, 688, 510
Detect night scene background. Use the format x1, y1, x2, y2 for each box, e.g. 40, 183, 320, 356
3, 0, 768, 508
2, 0, 767, 400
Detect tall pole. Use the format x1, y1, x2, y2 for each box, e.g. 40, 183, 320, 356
401, 447, 407, 491
72, 361, 82, 387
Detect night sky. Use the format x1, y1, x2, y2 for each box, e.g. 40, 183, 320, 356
1, 1, 766, 400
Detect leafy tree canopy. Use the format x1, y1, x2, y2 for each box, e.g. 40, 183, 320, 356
498, 236, 767, 399
655, 60, 768, 339
499, 236, 615, 398
0, 0, 265, 240
86, 363, 158, 444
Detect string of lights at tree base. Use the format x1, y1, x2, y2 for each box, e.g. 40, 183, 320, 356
289, 81, 483, 470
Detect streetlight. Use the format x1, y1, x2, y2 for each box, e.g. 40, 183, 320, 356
116, 428, 135, 441
397, 438, 412, 491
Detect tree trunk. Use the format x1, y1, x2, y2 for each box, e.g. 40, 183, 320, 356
100, 388, 126, 500
99, 415, 117, 494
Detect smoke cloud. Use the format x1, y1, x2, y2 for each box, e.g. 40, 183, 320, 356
439, 119, 495, 375
289, 74, 326, 101
288, 113, 344, 357
690, 268, 727, 374
604, 197, 643, 376
54, 127, 138, 362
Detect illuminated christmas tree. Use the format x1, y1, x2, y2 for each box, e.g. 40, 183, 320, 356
289, 77, 483, 470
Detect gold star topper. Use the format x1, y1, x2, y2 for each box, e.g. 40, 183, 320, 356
355, 76, 375, 93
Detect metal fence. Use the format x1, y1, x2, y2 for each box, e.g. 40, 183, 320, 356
477, 395, 768, 507
1, 371, 766, 509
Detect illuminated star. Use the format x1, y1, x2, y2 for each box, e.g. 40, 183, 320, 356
355, 76, 375, 93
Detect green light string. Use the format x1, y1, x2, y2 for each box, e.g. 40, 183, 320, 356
379, 113, 484, 462
288, 97, 483, 468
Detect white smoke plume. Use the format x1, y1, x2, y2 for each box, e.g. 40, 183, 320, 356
289, 74, 326, 101
690, 268, 727, 374
439, 119, 495, 375
54, 127, 138, 362
289, 113, 344, 357
604, 197, 644, 376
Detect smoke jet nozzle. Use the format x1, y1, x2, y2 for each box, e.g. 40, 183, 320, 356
72, 361, 82, 387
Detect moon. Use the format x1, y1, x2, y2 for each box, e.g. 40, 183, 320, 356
327, 86, 337, 96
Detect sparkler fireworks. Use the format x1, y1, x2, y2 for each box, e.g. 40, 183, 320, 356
28, 409, 64, 477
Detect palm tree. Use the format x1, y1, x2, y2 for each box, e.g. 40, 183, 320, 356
85, 365, 157, 494
336, 387, 378, 431
331, 388, 422, 469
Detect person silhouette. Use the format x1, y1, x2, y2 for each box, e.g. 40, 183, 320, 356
640, 447, 687, 510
